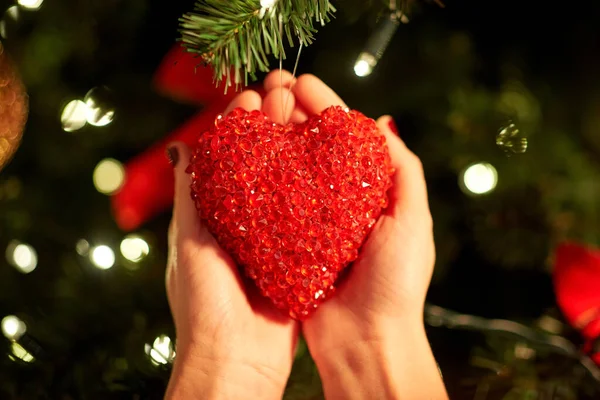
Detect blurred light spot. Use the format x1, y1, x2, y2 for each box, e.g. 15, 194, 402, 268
514, 342, 535, 360
61, 100, 88, 132
76, 239, 90, 256
90, 245, 115, 270
6, 6, 19, 19
120, 235, 149, 263
9, 342, 34, 363
145, 335, 175, 366
84, 86, 115, 127
461, 162, 498, 195
0, 6, 19, 39
1, 315, 26, 340
496, 122, 528, 155
354, 53, 375, 77
6, 241, 37, 274
93, 158, 125, 195
17, 0, 44, 10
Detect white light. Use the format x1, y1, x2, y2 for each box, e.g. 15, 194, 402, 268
2, 315, 26, 341
17, 0, 44, 10
120, 235, 149, 263
145, 335, 175, 366
90, 245, 115, 270
10, 342, 34, 363
354, 60, 372, 77
461, 162, 498, 195
61, 100, 88, 132
6, 241, 37, 274
93, 158, 125, 195
354, 52, 376, 77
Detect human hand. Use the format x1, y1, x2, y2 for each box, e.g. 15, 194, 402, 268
164, 89, 301, 400
264, 70, 447, 399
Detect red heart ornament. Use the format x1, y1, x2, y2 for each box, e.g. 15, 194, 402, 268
187, 106, 394, 319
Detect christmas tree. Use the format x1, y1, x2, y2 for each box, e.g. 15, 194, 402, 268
1, 0, 600, 398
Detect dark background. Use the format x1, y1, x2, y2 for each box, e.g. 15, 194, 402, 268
1, 0, 599, 398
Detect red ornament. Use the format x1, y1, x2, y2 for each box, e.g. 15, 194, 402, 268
188, 106, 394, 320
553, 242, 600, 341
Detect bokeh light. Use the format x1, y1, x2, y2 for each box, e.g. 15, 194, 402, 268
17, 0, 44, 10
120, 235, 149, 263
145, 335, 175, 366
84, 86, 115, 127
93, 158, 125, 195
461, 162, 498, 195
61, 100, 88, 132
9, 342, 34, 363
90, 245, 115, 270
76, 239, 90, 256
6, 240, 38, 274
1, 315, 26, 341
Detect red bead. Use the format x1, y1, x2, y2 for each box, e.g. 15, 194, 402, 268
188, 106, 393, 320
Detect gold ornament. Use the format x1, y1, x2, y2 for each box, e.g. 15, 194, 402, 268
0, 44, 28, 171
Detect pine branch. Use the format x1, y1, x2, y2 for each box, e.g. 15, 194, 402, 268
179, 0, 336, 90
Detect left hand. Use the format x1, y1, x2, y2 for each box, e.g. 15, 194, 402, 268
164, 87, 300, 399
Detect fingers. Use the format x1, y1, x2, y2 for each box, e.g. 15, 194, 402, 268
292, 74, 347, 115
168, 142, 201, 238
376, 116, 432, 224
224, 90, 263, 115
262, 87, 298, 125
264, 69, 296, 92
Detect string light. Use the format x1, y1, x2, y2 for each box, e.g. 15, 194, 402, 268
90, 245, 115, 270
120, 235, 149, 263
5, 240, 38, 274
353, 10, 408, 77
145, 335, 175, 366
460, 162, 498, 195
1, 315, 26, 341
61, 100, 88, 132
17, 0, 44, 10
93, 158, 125, 195
9, 342, 34, 363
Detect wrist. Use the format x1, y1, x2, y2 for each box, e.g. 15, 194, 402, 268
165, 343, 286, 400
309, 318, 447, 400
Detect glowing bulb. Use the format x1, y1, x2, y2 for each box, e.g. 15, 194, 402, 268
120, 235, 149, 263
2, 315, 26, 340
17, 0, 44, 10
61, 100, 88, 132
461, 162, 498, 195
10, 342, 34, 363
145, 335, 175, 366
93, 158, 125, 195
6, 241, 37, 274
90, 245, 115, 270
354, 52, 376, 77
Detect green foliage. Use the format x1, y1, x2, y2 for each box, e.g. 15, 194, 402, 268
179, 0, 336, 89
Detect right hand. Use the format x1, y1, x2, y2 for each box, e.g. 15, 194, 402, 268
264, 71, 447, 399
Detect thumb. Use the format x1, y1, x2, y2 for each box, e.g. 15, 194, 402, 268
376, 116, 431, 222
167, 141, 201, 238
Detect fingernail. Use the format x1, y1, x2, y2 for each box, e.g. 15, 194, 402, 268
166, 146, 179, 167
388, 118, 399, 135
